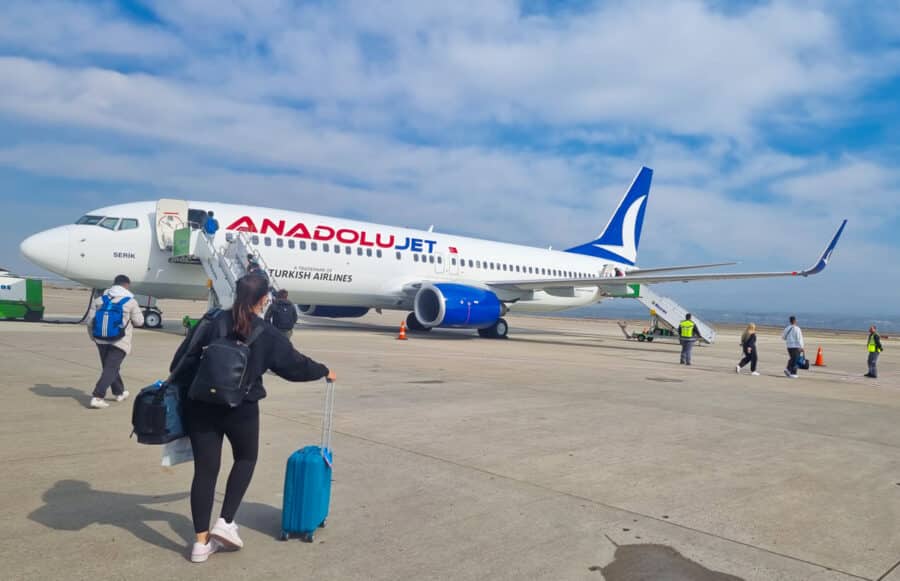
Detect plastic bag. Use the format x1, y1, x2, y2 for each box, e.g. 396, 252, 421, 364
161, 436, 193, 467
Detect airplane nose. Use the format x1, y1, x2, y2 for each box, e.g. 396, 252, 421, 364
20, 226, 71, 275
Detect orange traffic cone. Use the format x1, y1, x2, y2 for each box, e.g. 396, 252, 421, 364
397, 321, 408, 340
814, 346, 825, 366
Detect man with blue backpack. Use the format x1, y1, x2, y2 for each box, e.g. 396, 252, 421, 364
87, 275, 145, 409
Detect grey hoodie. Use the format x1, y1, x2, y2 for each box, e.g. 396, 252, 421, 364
87, 286, 145, 355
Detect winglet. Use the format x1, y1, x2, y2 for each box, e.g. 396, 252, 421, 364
800, 219, 847, 276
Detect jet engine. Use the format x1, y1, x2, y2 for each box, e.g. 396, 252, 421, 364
413, 283, 503, 329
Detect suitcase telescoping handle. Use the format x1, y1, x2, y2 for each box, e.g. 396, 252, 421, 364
321, 379, 335, 466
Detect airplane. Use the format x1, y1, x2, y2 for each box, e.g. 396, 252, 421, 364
19, 167, 847, 338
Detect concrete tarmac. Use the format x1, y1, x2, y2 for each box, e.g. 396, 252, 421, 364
0, 288, 897, 581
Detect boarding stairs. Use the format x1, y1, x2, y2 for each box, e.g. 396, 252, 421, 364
633, 285, 716, 344
173, 229, 279, 309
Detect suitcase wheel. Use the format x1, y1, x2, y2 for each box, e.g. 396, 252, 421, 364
280, 531, 290, 541
301, 532, 314, 543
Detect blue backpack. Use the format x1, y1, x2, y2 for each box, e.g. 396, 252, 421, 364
92, 295, 131, 341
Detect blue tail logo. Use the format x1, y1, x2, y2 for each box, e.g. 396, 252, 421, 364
565, 167, 652, 266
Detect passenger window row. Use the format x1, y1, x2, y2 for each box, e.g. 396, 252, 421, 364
446, 255, 591, 279
224, 233, 385, 258
221, 232, 594, 278
75, 215, 140, 231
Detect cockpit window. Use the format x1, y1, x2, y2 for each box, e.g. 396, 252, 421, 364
119, 218, 139, 231
76, 215, 104, 225
99, 217, 120, 230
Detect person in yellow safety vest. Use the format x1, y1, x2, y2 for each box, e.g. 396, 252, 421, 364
864, 324, 884, 379
679, 313, 699, 365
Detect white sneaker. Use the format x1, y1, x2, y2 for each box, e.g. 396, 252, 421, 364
210, 518, 244, 550
735, 365, 741, 374
90, 397, 109, 409
115, 390, 130, 403
191, 538, 222, 563
789, 374, 799, 379
751, 371, 760, 376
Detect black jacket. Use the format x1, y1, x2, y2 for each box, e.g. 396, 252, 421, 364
265, 298, 298, 329
741, 333, 757, 353
170, 310, 328, 402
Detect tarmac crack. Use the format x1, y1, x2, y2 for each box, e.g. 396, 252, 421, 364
877, 558, 900, 581
260, 410, 873, 581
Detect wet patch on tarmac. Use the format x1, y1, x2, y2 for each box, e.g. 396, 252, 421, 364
405, 379, 446, 384
646, 377, 685, 383
595, 544, 744, 580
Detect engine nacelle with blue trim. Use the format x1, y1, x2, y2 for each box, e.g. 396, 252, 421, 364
414, 283, 503, 329
298, 305, 370, 318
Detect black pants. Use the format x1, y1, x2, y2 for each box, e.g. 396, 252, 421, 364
93, 344, 127, 398
786, 348, 802, 374
738, 349, 758, 372
187, 401, 260, 533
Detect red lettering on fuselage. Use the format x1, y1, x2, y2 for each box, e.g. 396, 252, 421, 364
376, 233, 395, 248
226, 216, 258, 233
226, 215, 416, 251
260, 219, 285, 236
313, 226, 335, 241
336, 229, 359, 244
286, 222, 310, 238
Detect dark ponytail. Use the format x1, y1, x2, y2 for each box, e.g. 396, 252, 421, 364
232, 274, 269, 339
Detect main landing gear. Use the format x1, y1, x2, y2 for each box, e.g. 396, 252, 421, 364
142, 309, 163, 329
478, 318, 509, 339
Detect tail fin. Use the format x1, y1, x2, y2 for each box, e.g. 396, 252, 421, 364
565, 166, 652, 266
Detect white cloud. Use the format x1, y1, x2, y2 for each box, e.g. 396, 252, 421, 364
0, 0, 898, 313
0, 1, 181, 60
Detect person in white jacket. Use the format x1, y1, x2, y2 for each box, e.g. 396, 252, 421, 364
86, 275, 144, 408
782, 315, 805, 378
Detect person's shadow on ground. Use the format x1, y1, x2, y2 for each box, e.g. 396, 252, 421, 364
29, 384, 93, 408
29, 480, 193, 556
29, 480, 285, 557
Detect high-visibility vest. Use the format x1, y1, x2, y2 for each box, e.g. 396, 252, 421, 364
868, 334, 882, 353
680, 320, 695, 338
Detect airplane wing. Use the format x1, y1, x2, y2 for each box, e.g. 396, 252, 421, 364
490, 220, 847, 292
627, 261, 737, 275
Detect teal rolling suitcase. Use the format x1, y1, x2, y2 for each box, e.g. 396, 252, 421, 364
281, 379, 335, 542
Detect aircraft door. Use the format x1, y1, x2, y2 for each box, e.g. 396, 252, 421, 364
155, 199, 189, 250
448, 254, 460, 275
434, 252, 445, 274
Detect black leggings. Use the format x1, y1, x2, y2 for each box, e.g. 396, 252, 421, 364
738, 349, 758, 372
187, 401, 260, 533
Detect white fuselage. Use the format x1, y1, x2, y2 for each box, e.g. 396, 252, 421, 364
21, 201, 635, 313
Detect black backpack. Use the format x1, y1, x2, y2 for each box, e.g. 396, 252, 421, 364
271, 301, 296, 330
188, 314, 265, 407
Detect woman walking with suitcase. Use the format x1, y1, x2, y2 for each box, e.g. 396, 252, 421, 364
169, 273, 335, 563
736, 323, 759, 375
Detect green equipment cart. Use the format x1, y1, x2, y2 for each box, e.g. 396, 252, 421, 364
0, 272, 45, 321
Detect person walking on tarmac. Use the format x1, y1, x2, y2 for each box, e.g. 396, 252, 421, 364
865, 324, 884, 378
679, 313, 699, 365
736, 323, 760, 375
782, 315, 805, 378
168, 273, 335, 563
87, 275, 145, 409
266, 289, 298, 339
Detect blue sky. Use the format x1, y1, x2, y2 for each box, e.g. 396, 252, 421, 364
0, 0, 898, 315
